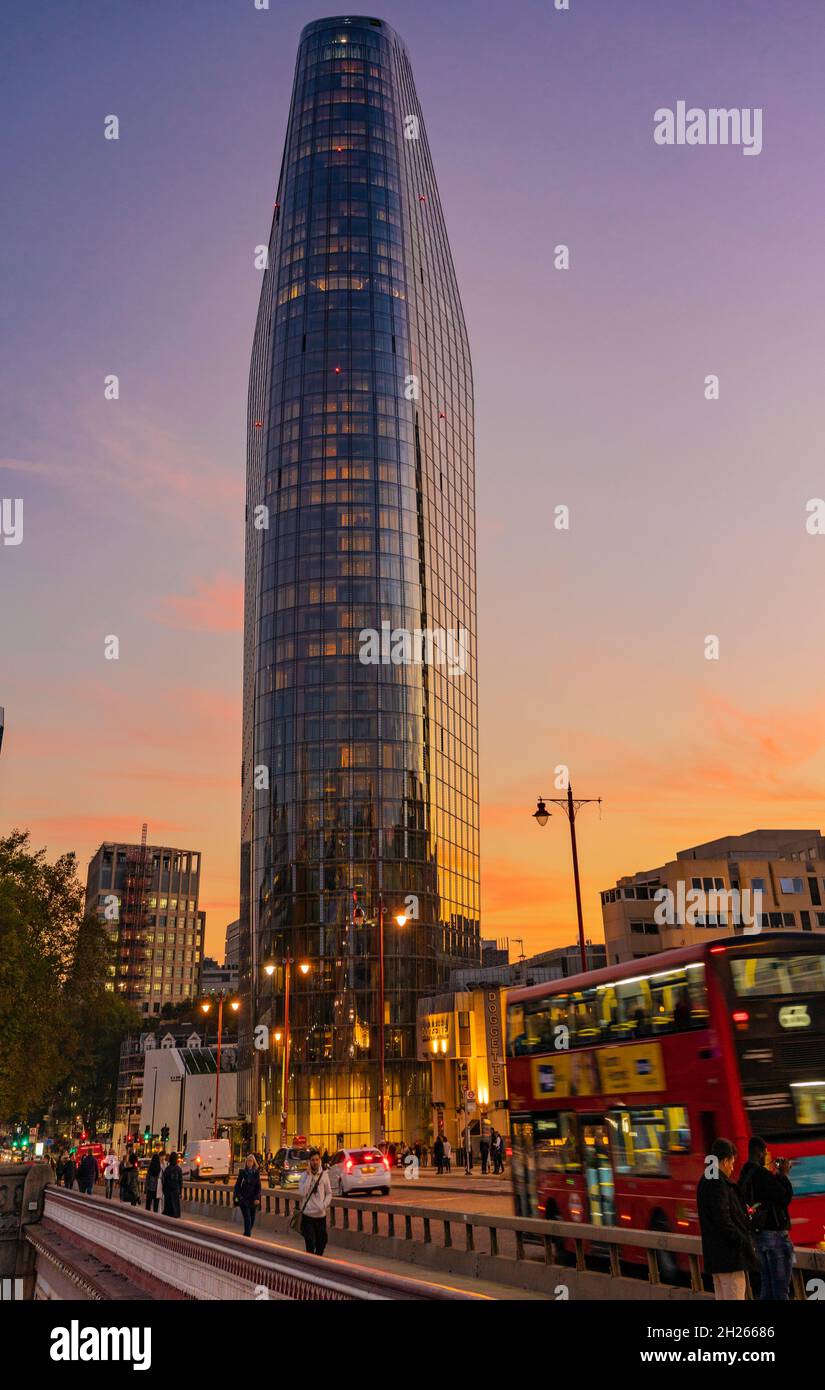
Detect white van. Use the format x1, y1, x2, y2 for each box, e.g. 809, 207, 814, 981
181, 1138, 231, 1182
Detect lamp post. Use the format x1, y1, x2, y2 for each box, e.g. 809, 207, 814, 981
200, 992, 240, 1141
533, 782, 602, 973
263, 953, 310, 1150
353, 897, 408, 1146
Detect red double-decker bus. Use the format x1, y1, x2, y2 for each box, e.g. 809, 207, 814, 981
505, 933, 825, 1250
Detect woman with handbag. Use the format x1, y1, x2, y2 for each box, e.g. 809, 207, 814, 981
234, 1154, 262, 1237
296, 1150, 332, 1255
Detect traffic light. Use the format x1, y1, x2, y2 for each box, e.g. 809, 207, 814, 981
160, 1124, 170, 1145
143, 1127, 151, 1142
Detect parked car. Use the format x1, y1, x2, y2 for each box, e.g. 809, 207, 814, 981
328, 1147, 391, 1197
180, 1138, 231, 1181
266, 1147, 312, 1189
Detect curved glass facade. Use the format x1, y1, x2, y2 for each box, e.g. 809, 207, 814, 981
240, 14, 479, 1149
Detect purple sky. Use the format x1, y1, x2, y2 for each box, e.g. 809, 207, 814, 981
3, 0, 825, 955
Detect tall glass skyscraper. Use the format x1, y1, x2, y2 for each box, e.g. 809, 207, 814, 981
240, 14, 479, 1150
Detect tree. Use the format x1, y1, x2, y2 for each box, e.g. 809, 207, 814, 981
0, 830, 79, 1118
0, 831, 140, 1134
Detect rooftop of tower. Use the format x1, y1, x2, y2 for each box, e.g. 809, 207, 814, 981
300, 15, 403, 44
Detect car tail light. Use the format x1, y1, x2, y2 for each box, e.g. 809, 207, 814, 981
381, 1156, 390, 1171
346, 1158, 353, 1173
732, 1010, 749, 1025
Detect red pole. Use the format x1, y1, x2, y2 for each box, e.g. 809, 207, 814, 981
213, 995, 223, 1140
378, 895, 386, 1145
568, 784, 588, 974
281, 952, 291, 1149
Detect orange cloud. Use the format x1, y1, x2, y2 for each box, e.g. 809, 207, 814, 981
153, 574, 243, 633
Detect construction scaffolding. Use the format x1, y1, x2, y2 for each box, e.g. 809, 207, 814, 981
120, 823, 151, 1003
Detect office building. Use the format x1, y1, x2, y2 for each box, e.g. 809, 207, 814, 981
240, 15, 480, 1149
601, 829, 825, 962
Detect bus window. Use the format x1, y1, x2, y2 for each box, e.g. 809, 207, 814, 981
730, 954, 825, 997
534, 1113, 581, 1173
609, 1106, 691, 1177
510, 1119, 537, 1218
792, 1082, 825, 1127
569, 989, 600, 1046
647, 964, 708, 1034
613, 977, 653, 1038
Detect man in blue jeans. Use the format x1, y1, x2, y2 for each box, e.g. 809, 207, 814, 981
739, 1137, 794, 1300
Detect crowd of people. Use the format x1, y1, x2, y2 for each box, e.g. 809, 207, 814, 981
53, 1147, 184, 1218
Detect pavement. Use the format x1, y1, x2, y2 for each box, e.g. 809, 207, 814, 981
180, 1205, 544, 1300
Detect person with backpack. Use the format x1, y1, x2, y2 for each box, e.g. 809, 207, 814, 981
696, 1138, 759, 1300
739, 1137, 794, 1301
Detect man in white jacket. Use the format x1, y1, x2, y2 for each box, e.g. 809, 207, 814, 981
298, 1151, 333, 1256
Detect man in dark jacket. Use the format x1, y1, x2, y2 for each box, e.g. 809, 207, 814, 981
62, 1155, 77, 1189
739, 1136, 794, 1301
234, 1155, 262, 1237
161, 1152, 183, 1217
432, 1134, 445, 1175
697, 1138, 758, 1300
77, 1151, 98, 1195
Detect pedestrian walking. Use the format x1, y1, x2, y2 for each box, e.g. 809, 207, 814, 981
119, 1154, 140, 1206
442, 1137, 452, 1172
479, 1136, 490, 1175
144, 1153, 162, 1212
234, 1154, 262, 1237
77, 1150, 98, 1195
161, 1152, 183, 1218
697, 1138, 758, 1300
739, 1137, 794, 1301
297, 1150, 332, 1256
433, 1134, 445, 1175
103, 1150, 120, 1200
55, 1153, 66, 1186
62, 1154, 77, 1190
491, 1130, 504, 1174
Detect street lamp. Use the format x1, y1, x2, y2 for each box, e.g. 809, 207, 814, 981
532, 782, 601, 973
353, 895, 408, 1146
200, 992, 240, 1141
263, 953, 311, 1149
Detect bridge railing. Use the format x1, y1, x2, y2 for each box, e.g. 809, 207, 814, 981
34, 1187, 481, 1300
181, 1179, 825, 1300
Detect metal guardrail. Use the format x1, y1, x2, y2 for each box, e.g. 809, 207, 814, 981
38, 1187, 481, 1300
181, 1179, 825, 1300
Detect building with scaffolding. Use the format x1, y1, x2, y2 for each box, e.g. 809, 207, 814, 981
85, 834, 205, 1014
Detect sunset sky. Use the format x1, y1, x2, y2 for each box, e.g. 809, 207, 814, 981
3, 0, 825, 960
